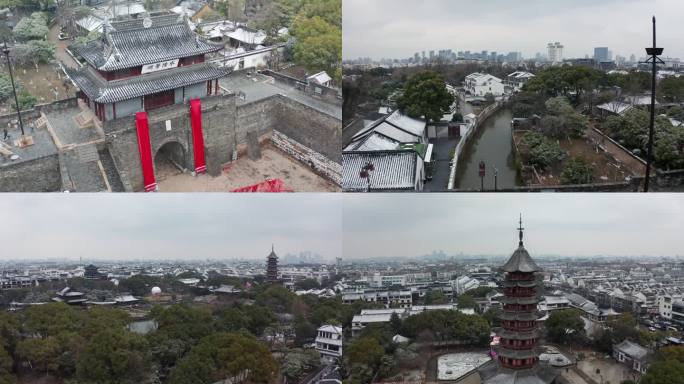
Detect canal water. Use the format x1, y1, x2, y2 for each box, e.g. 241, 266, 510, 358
454, 107, 522, 190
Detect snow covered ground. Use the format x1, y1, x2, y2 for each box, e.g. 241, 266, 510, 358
437, 352, 491, 381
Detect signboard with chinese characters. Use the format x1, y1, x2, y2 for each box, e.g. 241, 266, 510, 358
141, 59, 180, 74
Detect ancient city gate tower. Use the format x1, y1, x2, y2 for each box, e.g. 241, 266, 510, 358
480, 218, 557, 384
66, 13, 235, 191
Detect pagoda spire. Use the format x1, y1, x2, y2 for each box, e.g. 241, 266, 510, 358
518, 214, 524, 247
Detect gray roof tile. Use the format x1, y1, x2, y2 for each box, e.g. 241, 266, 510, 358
66, 63, 231, 103
69, 13, 223, 71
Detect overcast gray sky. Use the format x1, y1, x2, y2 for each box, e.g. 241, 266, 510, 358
343, 0, 684, 60
0, 194, 341, 261
343, 194, 684, 259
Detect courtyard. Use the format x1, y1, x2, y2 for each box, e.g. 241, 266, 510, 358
155, 144, 340, 192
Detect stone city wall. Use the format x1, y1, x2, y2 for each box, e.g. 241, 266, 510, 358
0, 154, 61, 192
271, 130, 341, 185
106, 94, 237, 191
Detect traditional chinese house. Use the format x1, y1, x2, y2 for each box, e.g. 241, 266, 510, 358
67, 13, 229, 122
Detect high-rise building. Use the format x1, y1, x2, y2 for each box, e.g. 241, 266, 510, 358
266, 245, 278, 283
479, 218, 557, 384
594, 47, 610, 63
547, 42, 563, 63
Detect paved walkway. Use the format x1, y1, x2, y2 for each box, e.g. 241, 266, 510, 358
48, 24, 79, 69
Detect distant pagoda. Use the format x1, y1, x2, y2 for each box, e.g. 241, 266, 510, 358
266, 245, 278, 283
480, 217, 558, 384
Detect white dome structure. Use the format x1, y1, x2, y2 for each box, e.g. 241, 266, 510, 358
151, 286, 162, 295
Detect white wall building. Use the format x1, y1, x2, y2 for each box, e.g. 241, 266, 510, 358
504, 71, 535, 93
463, 73, 505, 97
315, 325, 343, 362
547, 42, 564, 63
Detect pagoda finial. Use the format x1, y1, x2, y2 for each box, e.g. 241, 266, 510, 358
518, 214, 524, 247
272, 243, 274, 252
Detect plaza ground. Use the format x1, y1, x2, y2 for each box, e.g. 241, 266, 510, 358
156, 145, 340, 192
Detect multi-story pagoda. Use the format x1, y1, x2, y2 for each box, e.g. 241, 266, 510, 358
67, 13, 230, 122
480, 217, 558, 384
266, 245, 278, 283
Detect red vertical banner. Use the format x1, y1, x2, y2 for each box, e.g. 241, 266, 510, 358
190, 98, 207, 174
135, 112, 157, 192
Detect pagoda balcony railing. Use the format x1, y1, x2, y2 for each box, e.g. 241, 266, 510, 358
498, 342, 539, 350
500, 360, 537, 370
506, 273, 535, 281
503, 289, 537, 296
503, 326, 537, 332
503, 279, 538, 288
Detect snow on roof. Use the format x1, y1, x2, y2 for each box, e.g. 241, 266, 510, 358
76, 15, 104, 33
614, 340, 650, 360
350, 133, 400, 151
597, 101, 633, 115
352, 313, 393, 323
507, 71, 535, 79
307, 71, 332, 85
625, 95, 657, 106
384, 110, 427, 136
318, 324, 343, 334
227, 27, 267, 45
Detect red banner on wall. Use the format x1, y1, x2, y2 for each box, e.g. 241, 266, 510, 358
135, 112, 157, 192
190, 98, 206, 174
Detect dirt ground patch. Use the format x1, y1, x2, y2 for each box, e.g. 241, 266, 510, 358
577, 356, 639, 384
514, 131, 637, 186
1, 62, 76, 113
156, 145, 340, 192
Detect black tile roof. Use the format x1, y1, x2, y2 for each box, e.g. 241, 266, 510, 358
66, 63, 232, 103
342, 150, 417, 191
69, 13, 223, 71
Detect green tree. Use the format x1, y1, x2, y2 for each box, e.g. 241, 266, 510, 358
291, 14, 341, 83
15, 91, 37, 111
397, 71, 454, 123
641, 346, 684, 384
457, 294, 476, 309
346, 336, 384, 369
75, 327, 149, 384
16, 337, 61, 374
389, 312, 402, 334
295, 279, 321, 290
169, 332, 276, 384
659, 76, 684, 103
561, 157, 595, 185
0, 75, 13, 103
521, 131, 565, 169
545, 309, 584, 344
424, 290, 448, 305
12, 12, 49, 41
0, 345, 15, 384
14, 39, 56, 66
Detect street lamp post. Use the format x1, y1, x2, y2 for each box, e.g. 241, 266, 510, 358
2, 40, 26, 138
479, 160, 486, 192
642, 16, 664, 192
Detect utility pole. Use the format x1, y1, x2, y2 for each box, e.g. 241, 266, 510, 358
642, 16, 664, 192
2, 40, 30, 147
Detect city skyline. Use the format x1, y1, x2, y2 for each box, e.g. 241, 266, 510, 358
343, 0, 684, 60
343, 194, 684, 259
0, 194, 342, 261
